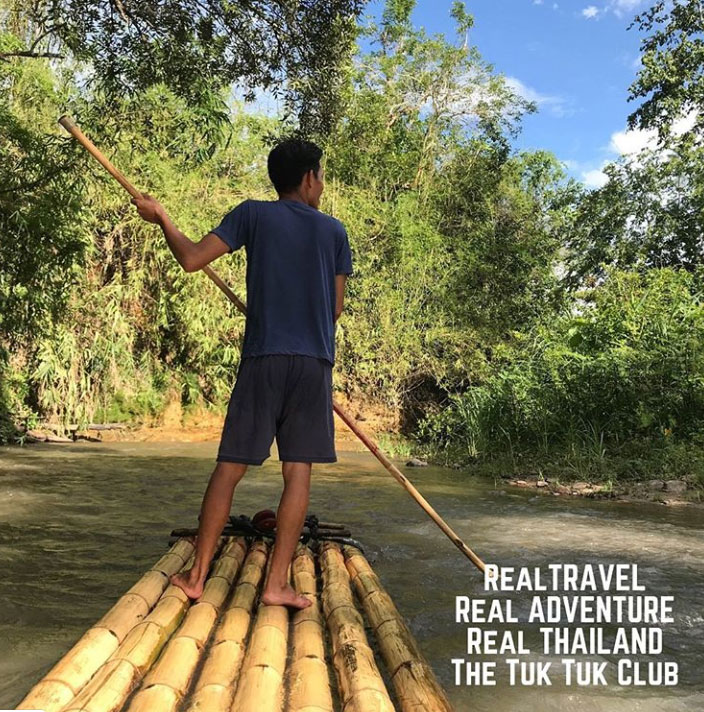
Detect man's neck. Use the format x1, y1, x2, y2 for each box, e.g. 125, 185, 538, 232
278, 192, 307, 205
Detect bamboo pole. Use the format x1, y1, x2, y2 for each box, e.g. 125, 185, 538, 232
16, 537, 195, 712
330, 409, 487, 573
319, 541, 395, 712
183, 539, 269, 712
121, 537, 247, 712
58, 114, 487, 573
343, 545, 453, 712
286, 543, 333, 712
229, 546, 290, 712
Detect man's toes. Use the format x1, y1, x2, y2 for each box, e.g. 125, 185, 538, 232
294, 594, 311, 608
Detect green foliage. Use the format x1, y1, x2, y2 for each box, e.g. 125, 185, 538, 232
419, 268, 704, 476
0, 0, 582, 445
0, 46, 88, 345
628, 0, 704, 144
434, 146, 573, 338
565, 140, 704, 286
323, 2, 557, 419
0, 348, 18, 442
327, 0, 532, 200
0, 34, 280, 433
3, 0, 366, 138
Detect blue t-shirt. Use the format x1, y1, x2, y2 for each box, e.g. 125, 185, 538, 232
211, 198, 353, 366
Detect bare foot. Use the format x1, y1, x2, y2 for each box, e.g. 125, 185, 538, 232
169, 569, 205, 600
261, 584, 312, 609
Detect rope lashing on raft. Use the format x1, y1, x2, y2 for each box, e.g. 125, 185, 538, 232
170, 512, 366, 553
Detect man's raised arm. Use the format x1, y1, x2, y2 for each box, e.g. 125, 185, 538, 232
132, 193, 229, 272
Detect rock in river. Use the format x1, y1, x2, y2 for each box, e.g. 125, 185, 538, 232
665, 480, 687, 495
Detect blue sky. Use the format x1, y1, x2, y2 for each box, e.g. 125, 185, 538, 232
362, 0, 657, 187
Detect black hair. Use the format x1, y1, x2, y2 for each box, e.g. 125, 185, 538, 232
267, 138, 323, 194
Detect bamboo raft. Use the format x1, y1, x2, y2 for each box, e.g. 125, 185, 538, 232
16, 514, 454, 712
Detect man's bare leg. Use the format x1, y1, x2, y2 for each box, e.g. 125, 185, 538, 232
170, 461, 248, 599
261, 461, 313, 609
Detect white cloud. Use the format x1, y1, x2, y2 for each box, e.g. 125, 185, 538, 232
609, 126, 654, 155
568, 111, 697, 189
533, 0, 544, 5
579, 1, 647, 21
610, 0, 646, 18
560, 158, 612, 188
672, 112, 697, 135
582, 165, 610, 188
609, 112, 697, 155
504, 76, 573, 118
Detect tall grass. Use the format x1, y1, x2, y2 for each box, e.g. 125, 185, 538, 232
417, 268, 704, 481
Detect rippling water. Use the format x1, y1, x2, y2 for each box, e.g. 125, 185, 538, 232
0, 441, 702, 711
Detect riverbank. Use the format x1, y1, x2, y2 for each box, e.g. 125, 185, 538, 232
13, 394, 704, 508
15, 427, 703, 509
16, 393, 405, 451
424, 445, 704, 508
500, 473, 702, 507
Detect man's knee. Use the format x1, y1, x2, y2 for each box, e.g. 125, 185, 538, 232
214, 461, 248, 482
281, 461, 312, 483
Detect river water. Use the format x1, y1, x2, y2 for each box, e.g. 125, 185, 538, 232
0, 441, 702, 711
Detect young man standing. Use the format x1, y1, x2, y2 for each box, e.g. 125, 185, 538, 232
132, 139, 353, 609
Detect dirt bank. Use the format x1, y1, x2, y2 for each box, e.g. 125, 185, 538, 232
21, 392, 400, 453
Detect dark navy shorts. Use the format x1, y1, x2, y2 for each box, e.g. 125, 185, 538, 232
217, 355, 336, 465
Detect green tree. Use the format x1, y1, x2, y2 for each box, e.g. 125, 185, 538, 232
1, 0, 366, 137
420, 268, 704, 468
434, 146, 576, 340
565, 140, 704, 286
628, 0, 704, 145
324, 1, 574, 426
327, 0, 531, 201
563, 0, 704, 287
0, 40, 86, 345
